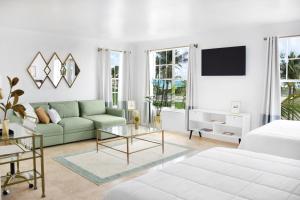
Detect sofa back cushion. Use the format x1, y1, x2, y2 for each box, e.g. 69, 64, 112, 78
30, 102, 49, 111
49, 101, 79, 118
79, 100, 106, 116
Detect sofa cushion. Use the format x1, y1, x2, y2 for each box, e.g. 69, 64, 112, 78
36, 123, 63, 137
84, 114, 126, 128
58, 117, 94, 134
49, 101, 79, 118
30, 102, 49, 111
79, 100, 106, 116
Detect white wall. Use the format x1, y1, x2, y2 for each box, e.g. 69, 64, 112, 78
0, 27, 132, 104
132, 21, 300, 130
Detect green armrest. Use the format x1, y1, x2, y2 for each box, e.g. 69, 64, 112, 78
106, 108, 125, 118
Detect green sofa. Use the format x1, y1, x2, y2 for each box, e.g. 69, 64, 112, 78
8, 100, 126, 147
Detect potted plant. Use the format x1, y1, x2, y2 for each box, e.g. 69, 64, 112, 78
145, 95, 163, 128
0, 76, 26, 138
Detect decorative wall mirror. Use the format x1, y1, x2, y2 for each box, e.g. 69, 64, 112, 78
27, 52, 47, 89
63, 54, 80, 88
47, 53, 63, 88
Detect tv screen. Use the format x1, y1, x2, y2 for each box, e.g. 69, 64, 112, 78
201, 46, 246, 76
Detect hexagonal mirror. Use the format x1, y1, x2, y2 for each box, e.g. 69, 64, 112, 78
63, 54, 80, 88
47, 53, 63, 88
27, 52, 47, 89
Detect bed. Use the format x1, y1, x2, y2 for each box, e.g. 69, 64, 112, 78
239, 120, 300, 160
104, 147, 300, 200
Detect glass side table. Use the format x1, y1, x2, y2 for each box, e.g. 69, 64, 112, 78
0, 123, 45, 198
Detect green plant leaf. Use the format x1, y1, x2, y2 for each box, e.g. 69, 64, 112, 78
7, 76, 12, 87
11, 77, 19, 86
12, 104, 26, 118
5, 101, 12, 110
11, 89, 24, 97
13, 94, 19, 105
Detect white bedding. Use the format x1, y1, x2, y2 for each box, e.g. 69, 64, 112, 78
239, 120, 300, 160
104, 147, 300, 200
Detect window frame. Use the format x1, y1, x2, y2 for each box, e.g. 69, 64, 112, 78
151, 47, 189, 110
279, 36, 300, 120
110, 51, 122, 107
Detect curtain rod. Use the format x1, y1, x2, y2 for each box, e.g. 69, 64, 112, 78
97, 48, 131, 53
263, 34, 300, 41
145, 44, 198, 53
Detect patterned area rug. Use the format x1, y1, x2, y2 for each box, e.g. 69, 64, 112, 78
54, 139, 193, 185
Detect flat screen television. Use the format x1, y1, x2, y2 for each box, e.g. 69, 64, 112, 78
201, 46, 246, 76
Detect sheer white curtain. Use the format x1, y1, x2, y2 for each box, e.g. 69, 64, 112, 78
143, 51, 155, 124
119, 51, 132, 119
262, 36, 281, 124
185, 44, 198, 130
98, 49, 112, 107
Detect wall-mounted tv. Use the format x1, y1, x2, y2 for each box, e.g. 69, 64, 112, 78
201, 46, 246, 76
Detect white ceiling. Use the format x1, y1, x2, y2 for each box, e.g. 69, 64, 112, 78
0, 0, 300, 42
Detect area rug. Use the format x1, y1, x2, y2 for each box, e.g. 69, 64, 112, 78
54, 139, 193, 185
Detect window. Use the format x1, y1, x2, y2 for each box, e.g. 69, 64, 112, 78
111, 51, 123, 106
279, 36, 300, 120
151, 47, 189, 109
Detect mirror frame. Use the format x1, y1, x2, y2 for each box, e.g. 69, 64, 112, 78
62, 53, 80, 88
27, 52, 48, 89
46, 52, 64, 88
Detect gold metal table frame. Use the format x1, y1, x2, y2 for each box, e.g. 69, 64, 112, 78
96, 125, 164, 164
0, 123, 46, 198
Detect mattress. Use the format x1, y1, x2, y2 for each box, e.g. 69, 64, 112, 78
239, 120, 300, 160
104, 147, 300, 200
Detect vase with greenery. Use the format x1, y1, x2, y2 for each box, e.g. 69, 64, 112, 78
0, 76, 26, 137
145, 95, 163, 127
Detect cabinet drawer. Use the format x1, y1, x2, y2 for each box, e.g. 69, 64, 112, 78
226, 115, 243, 127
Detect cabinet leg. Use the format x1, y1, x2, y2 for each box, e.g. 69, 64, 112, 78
189, 130, 193, 139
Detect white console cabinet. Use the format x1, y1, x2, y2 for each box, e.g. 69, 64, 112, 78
189, 109, 250, 143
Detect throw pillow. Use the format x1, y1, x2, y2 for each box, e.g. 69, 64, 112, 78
35, 107, 50, 124
24, 103, 39, 123
47, 108, 61, 124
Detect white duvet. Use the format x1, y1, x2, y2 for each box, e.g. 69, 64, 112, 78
104, 147, 300, 200
239, 120, 300, 160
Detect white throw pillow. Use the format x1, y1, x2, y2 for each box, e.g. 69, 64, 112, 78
23, 103, 39, 123
47, 108, 61, 124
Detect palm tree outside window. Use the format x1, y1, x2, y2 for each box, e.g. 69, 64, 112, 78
151, 47, 189, 112
279, 36, 300, 120
111, 51, 123, 106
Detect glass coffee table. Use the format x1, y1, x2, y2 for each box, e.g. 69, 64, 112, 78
96, 124, 164, 164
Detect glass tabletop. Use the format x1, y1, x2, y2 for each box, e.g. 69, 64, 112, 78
0, 123, 39, 141
99, 124, 162, 138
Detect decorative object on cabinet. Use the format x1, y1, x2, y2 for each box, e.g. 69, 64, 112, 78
188, 109, 250, 143
27, 52, 48, 89
62, 53, 80, 88
127, 100, 136, 124
231, 101, 241, 114
133, 110, 140, 129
